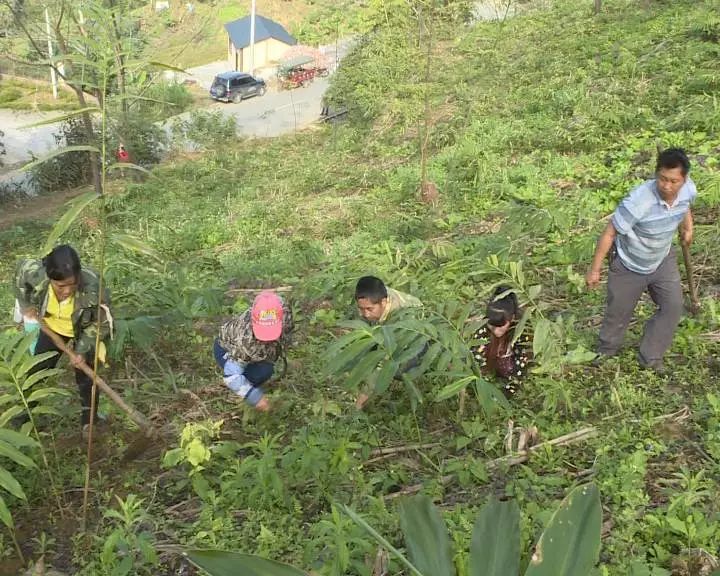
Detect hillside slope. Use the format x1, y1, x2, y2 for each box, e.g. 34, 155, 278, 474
1, 1, 720, 574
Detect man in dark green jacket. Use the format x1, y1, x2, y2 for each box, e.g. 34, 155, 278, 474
14, 245, 112, 430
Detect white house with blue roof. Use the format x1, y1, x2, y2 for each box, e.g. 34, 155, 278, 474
225, 14, 297, 74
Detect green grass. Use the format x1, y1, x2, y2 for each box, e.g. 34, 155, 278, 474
1, 0, 720, 574
0, 78, 78, 111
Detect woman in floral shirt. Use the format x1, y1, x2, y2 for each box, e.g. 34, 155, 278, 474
470, 285, 532, 396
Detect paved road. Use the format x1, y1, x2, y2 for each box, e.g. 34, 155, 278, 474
168, 77, 329, 139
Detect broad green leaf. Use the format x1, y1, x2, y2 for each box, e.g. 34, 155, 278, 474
341, 505, 424, 576
0, 465, 26, 500
21, 146, 100, 173
373, 359, 399, 395
0, 406, 25, 427
110, 233, 162, 261
344, 349, 385, 391
524, 484, 601, 576
399, 495, 456, 576
325, 336, 376, 374
435, 376, 475, 402
395, 335, 430, 366
43, 191, 100, 254
26, 387, 69, 403
16, 352, 60, 381
0, 496, 14, 530
185, 550, 308, 576
0, 429, 39, 449
19, 107, 101, 128
20, 368, 64, 392
0, 440, 36, 469
469, 498, 520, 576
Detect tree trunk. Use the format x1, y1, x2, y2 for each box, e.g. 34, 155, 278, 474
594, 0, 601, 15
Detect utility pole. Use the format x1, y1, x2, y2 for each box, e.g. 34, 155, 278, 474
44, 6, 58, 99
249, 0, 256, 75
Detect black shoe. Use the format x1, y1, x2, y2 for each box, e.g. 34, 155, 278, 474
591, 353, 615, 367
638, 357, 666, 375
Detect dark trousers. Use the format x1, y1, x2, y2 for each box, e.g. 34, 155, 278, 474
30, 330, 99, 426
598, 249, 683, 364
212, 339, 274, 386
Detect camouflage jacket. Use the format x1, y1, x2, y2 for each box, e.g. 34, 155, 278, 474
377, 287, 423, 325
14, 258, 112, 355
218, 300, 294, 364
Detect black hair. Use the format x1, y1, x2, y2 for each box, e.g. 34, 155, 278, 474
656, 148, 690, 176
42, 244, 81, 281
355, 276, 388, 303
486, 285, 519, 327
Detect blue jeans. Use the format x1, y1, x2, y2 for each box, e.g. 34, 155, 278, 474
213, 339, 274, 386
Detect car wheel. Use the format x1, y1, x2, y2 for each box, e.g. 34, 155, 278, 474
258, 86, 266, 96
232, 92, 242, 104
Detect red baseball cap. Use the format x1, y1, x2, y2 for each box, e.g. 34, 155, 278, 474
251, 291, 284, 341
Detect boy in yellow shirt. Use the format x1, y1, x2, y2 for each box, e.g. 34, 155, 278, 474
15, 245, 112, 432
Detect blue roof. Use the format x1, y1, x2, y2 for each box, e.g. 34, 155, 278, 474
224, 15, 297, 50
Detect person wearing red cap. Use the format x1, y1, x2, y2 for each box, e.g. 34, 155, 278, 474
214, 291, 294, 411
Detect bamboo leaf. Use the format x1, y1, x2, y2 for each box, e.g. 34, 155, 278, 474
16, 352, 60, 381
0, 440, 36, 469
435, 375, 475, 402
185, 550, 308, 576
0, 465, 26, 500
0, 430, 39, 449
110, 233, 162, 262
326, 336, 376, 375
0, 496, 13, 530
26, 387, 70, 403
43, 191, 100, 253
106, 162, 152, 175
147, 61, 188, 74
20, 368, 64, 392
469, 498, 520, 576
399, 495, 456, 576
373, 359, 399, 395
19, 107, 101, 129
21, 146, 100, 173
344, 349, 385, 391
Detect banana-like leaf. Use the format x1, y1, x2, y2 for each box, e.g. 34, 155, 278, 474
469, 498, 520, 576
19, 107, 101, 129
43, 191, 100, 254
0, 465, 26, 500
0, 496, 14, 530
185, 550, 308, 576
399, 495, 456, 576
341, 504, 425, 576
21, 146, 100, 173
110, 233, 162, 262
524, 484, 601, 576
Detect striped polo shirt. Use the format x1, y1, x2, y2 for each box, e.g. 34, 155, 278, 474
612, 178, 696, 274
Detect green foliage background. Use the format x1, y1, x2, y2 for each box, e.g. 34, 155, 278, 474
1, 0, 720, 574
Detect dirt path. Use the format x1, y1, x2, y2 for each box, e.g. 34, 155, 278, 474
0, 186, 87, 231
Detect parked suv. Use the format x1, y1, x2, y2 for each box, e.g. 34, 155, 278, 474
210, 72, 266, 103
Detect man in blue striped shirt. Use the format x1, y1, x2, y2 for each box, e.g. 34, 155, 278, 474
586, 148, 696, 373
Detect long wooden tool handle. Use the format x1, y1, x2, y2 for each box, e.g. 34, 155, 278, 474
38, 323, 153, 432
681, 242, 700, 313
